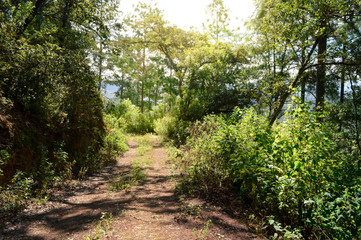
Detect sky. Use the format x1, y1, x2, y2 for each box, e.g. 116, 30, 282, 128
119, 0, 256, 32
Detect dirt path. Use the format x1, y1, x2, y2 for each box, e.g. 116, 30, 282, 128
1, 135, 264, 240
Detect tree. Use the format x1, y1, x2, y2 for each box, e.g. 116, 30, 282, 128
0, 0, 113, 181
250, 0, 361, 125
203, 0, 231, 42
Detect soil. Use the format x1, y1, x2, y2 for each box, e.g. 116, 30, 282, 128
1, 136, 265, 240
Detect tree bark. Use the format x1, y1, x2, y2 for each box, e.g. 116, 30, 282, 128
141, 80, 144, 113
315, 21, 327, 110
16, 0, 46, 37
301, 77, 306, 103
269, 39, 319, 125
338, 50, 345, 132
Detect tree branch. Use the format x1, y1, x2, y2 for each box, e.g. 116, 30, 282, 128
16, 0, 46, 37
269, 37, 319, 125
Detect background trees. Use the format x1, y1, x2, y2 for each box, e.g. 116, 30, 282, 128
249, 0, 361, 124
0, 0, 115, 184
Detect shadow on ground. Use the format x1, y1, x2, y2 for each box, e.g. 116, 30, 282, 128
1, 140, 261, 240
1, 165, 180, 239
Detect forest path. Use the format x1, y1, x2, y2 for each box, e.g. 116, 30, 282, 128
1, 134, 263, 240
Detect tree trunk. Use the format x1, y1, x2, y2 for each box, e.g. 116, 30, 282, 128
120, 74, 124, 99
141, 47, 146, 113
141, 80, 144, 113
338, 52, 345, 132
58, 0, 73, 45
16, 0, 46, 37
148, 87, 152, 110
154, 84, 158, 105
300, 48, 307, 103
98, 39, 103, 91
316, 21, 327, 110
269, 38, 319, 125
301, 77, 306, 103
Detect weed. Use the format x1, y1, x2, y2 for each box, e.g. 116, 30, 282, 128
179, 199, 203, 219
132, 156, 151, 168
0, 171, 34, 215
109, 157, 151, 192
136, 144, 152, 156
133, 134, 159, 156
193, 219, 212, 240
78, 167, 88, 180
83, 212, 113, 240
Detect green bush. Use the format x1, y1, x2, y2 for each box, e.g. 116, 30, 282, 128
176, 104, 360, 239
102, 113, 129, 161
308, 185, 361, 239
103, 130, 128, 158
0, 171, 34, 216
154, 115, 189, 146
0, 149, 10, 177
105, 99, 155, 134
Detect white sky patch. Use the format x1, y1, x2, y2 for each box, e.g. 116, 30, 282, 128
119, 0, 255, 32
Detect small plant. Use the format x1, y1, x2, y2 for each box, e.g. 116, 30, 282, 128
179, 200, 203, 219
102, 113, 129, 162
136, 143, 152, 156
78, 166, 88, 180
133, 134, 159, 156
83, 212, 113, 240
0, 170, 34, 215
265, 216, 302, 240
109, 157, 150, 192
0, 149, 10, 176
193, 219, 212, 240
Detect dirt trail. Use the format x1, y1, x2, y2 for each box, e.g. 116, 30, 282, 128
1, 135, 263, 240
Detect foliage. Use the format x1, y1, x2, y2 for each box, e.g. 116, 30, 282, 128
83, 212, 113, 240
175, 103, 361, 239
154, 114, 189, 146
105, 99, 155, 134
249, 0, 361, 123
0, 0, 118, 217
109, 135, 154, 192
102, 113, 128, 161
193, 219, 212, 240
0, 149, 10, 176
1, 0, 360, 239
0, 171, 35, 216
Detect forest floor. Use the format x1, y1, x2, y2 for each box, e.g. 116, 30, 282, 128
1, 135, 264, 240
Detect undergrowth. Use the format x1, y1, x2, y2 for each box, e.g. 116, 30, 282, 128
109, 134, 155, 192
83, 212, 113, 240
109, 156, 151, 192
0, 113, 129, 218
171, 104, 361, 239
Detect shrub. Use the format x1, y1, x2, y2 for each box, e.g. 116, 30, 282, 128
176, 104, 361, 239
106, 99, 155, 134
154, 115, 189, 146
102, 113, 128, 162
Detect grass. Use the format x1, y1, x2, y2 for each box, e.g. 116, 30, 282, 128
83, 212, 113, 240
110, 134, 155, 192
193, 219, 212, 240
128, 133, 160, 156
179, 199, 203, 219
109, 158, 149, 192
109, 133, 163, 192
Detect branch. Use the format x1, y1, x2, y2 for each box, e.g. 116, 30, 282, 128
305, 61, 361, 70
269, 37, 319, 125
16, 0, 46, 37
